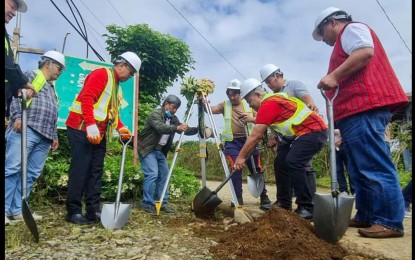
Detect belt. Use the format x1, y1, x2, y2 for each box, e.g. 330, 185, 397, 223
154, 144, 164, 151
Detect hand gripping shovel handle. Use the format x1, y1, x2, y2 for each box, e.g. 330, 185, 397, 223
320, 87, 339, 195
21, 89, 40, 242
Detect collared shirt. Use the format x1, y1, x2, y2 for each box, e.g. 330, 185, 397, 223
8, 72, 58, 141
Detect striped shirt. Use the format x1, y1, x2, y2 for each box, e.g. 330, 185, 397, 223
8, 72, 59, 141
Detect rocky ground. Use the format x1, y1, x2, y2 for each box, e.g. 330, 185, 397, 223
5, 181, 412, 259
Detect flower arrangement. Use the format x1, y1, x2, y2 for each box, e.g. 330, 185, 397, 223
180, 76, 215, 103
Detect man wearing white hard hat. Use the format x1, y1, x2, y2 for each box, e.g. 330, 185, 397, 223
65, 51, 141, 224
260, 64, 319, 200
234, 78, 328, 220
200, 79, 272, 210
5, 50, 66, 225
5, 0, 36, 116
313, 7, 408, 238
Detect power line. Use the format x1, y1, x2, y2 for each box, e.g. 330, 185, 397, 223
165, 0, 246, 79
375, 0, 412, 54
106, 0, 128, 26
78, 0, 107, 29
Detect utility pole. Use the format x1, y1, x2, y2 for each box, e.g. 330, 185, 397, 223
11, 13, 45, 63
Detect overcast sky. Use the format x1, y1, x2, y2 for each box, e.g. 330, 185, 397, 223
8, 0, 412, 141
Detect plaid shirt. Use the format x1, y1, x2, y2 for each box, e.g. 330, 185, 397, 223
8, 72, 59, 141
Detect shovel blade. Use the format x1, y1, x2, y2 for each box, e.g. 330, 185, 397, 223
22, 199, 39, 242
101, 203, 132, 230
192, 186, 223, 219
313, 193, 355, 244
247, 174, 265, 198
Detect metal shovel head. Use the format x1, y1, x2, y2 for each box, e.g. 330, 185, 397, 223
192, 186, 223, 219
101, 202, 132, 230
313, 193, 355, 244
22, 199, 39, 242
247, 173, 265, 198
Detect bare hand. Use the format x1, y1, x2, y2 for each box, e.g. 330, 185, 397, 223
267, 136, 278, 148
177, 123, 189, 132
317, 74, 338, 90
51, 140, 59, 152
307, 103, 319, 114
18, 83, 37, 99
234, 157, 246, 171
13, 119, 21, 132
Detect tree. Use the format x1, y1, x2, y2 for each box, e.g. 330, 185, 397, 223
105, 24, 195, 130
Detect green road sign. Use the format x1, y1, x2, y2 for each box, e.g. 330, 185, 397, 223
55, 55, 137, 135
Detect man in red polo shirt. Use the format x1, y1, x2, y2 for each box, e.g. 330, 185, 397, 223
234, 78, 328, 220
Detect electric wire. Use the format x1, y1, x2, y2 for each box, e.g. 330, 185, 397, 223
106, 0, 128, 26
49, 0, 105, 61
164, 0, 246, 79
78, 0, 107, 28
66, 0, 89, 58
375, 0, 412, 54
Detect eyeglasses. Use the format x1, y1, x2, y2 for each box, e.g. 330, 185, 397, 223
125, 64, 135, 77
53, 62, 63, 72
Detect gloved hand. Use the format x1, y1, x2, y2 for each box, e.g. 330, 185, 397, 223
118, 127, 132, 141
86, 124, 101, 144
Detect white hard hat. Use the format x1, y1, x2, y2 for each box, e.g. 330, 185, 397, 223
119, 51, 141, 73
312, 7, 351, 41
240, 78, 262, 98
260, 64, 281, 82
226, 79, 241, 90
42, 50, 66, 69
14, 0, 27, 13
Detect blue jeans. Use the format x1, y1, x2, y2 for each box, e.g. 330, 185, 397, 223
336, 107, 404, 232
5, 127, 51, 216
139, 151, 170, 208
402, 180, 412, 208
336, 145, 354, 194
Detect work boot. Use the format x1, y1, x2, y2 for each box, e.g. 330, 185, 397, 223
272, 201, 292, 211
161, 206, 176, 214
259, 194, 272, 211
294, 207, 313, 220
230, 196, 244, 207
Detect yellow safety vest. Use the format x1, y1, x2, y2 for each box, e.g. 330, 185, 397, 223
69, 68, 120, 124
221, 99, 253, 142
5, 35, 11, 84
261, 92, 312, 137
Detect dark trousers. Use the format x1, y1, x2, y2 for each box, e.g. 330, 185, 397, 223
66, 127, 106, 215
274, 130, 327, 211
336, 145, 355, 194
225, 137, 267, 198
402, 179, 412, 208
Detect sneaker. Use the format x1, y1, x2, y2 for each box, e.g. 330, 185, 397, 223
404, 208, 411, 218
5, 215, 10, 226
10, 212, 43, 221
142, 205, 156, 215
230, 197, 244, 207
259, 194, 272, 211
160, 206, 176, 214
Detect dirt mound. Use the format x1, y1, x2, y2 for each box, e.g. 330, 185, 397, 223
193, 207, 348, 260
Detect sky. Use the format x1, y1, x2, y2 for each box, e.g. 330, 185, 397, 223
7, 0, 412, 141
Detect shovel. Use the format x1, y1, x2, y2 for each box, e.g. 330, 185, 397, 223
192, 150, 255, 219
313, 87, 354, 244
240, 118, 265, 198
20, 89, 40, 243
101, 135, 133, 230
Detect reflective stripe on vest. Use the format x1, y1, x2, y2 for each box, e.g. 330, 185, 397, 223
5, 35, 10, 84
221, 99, 253, 142
26, 71, 47, 107
69, 68, 116, 121
261, 93, 312, 136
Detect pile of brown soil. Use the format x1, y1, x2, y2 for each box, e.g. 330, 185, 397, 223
193, 207, 348, 260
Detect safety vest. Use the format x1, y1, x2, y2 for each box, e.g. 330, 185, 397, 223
5, 35, 11, 84
261, 93, 312, 137
221, 99, 253, 142
69, 68, 119, 123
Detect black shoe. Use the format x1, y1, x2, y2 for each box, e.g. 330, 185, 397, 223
142, 205, 157, 215
294, 207, 313, 220
230, 197, 244, 207
272, 201, 292, 211
161, 206, 176, 214
66, 214, 93, 225
259, 194, 272, 211
85, 212, 101, 222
